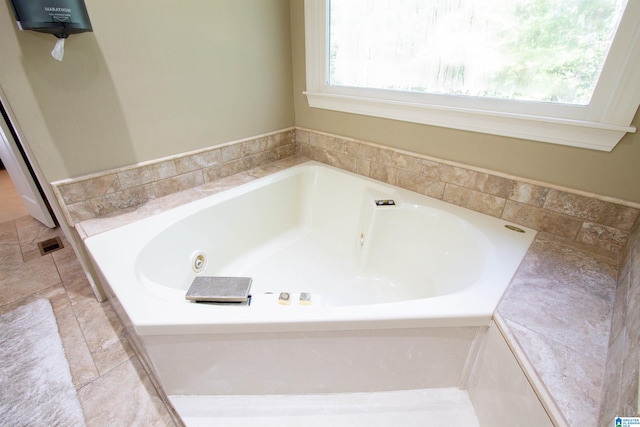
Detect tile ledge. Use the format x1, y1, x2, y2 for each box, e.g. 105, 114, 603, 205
493, 313, 571, 427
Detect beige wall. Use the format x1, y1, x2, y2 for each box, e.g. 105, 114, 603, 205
1, 0, 638, 204
289, 0, 640, 204
0, 0, 294, 182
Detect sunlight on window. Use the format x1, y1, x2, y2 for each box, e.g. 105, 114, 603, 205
329, 0, 627, 105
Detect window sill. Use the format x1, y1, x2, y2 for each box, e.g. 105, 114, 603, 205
304, 91, 636, 152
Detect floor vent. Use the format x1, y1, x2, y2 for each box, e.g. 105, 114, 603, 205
37, 237, 64, 256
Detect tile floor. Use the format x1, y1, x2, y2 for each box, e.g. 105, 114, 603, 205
0, 212, 176, 425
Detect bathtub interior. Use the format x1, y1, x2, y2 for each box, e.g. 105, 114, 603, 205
135, 165, 487, 307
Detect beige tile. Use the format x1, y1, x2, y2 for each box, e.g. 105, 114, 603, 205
344, 139, 361, 157
242, 138, 266, 156
370, 146, 396, 166
618, 220, 640, 279
295, 128, 310, 144
271, 155, 308, 169
419, 160, 442, 181
57, 174, 121, 205
353, 158, 369, 177
0, 221, 22, 266
298, 143, 322, 162
0, 255, 61, 306
15, 216, 61, 261
66, 200, 98, 224
443, 185, 505, 217
91, 184, 155, 217
70, 293, 134, 376
393, 152, 423, 174
198, 172, 255, 196
500, 273, 614, 360
356, 141, 380, 160
243, 162, 286, 179
544, 189, 639, 230
203, 159, 245, 182
609, 270, 629, 345
437, 164, 478, 188
620, 338, 640, 416
309, 132, 334, 149
251, 149, 279, 168
0, 283, 65, 316
396, 170, 427, 195
369, 163, 396, 185
78, 357, 176, 427
277, 143, 297, 160
174, 149, 222, 174
626, 257, 640, 344
0, 217, 177, 425
117, 161, 178, 190
474, 173, 514, 199
0, 219, 18, 243
577, 222, 629, 254
221, 142, 245, 163
325, 150, 358, 173
598, 329, 626, 426
55, 302, 100, 389
324, 136, 349, 155
502, 200, 583, 238
153, 170, 205, 198
508, 182, 549, 207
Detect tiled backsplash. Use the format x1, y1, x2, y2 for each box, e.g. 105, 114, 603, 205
296, 128, 639, 256
52, 126, 639, 256
52, 128, 296, 226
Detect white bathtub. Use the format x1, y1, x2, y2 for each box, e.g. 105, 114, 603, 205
84, 161, 536, 397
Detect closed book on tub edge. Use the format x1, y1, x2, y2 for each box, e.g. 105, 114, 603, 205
185, 277, 252, 303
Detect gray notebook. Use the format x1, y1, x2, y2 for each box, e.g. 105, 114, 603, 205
185, 276, 252, 303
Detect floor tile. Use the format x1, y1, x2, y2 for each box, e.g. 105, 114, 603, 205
78, 357, 177, 427
0, 213, 177, 427
0, 254, 61, 306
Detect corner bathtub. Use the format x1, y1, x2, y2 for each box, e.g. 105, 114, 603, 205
84, 161, 535, 397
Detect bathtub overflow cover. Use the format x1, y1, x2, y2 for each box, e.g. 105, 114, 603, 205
505, 225, 526, 233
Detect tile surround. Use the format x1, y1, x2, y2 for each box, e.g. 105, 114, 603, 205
599, 219, 640, 425
51, 128, 296, 226
52, 127, 639, 257
496, 231, 619, 426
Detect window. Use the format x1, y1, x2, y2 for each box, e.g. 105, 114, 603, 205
304, 0, 640, 151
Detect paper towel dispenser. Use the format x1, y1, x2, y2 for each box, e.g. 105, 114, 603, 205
8, 0, 92, 39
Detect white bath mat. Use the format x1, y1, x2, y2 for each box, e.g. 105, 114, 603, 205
0, 299, 86, 426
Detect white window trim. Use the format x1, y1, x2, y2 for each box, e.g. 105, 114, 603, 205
304, 0, 640, 151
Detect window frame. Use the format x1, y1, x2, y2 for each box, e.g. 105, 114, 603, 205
304, 0, 640, 151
